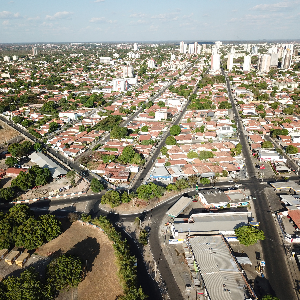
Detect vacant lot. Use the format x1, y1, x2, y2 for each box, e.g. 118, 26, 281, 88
0, 120, 22, 146
37, 221, 124, 300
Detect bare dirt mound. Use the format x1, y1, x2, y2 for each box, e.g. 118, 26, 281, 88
37, 221, 123, 300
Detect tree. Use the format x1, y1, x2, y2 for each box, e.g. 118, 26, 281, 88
158, 100, 165, 108
121, 192, 131, 203
222, 170, 228, 177
187, 151, 198, 159
111, 126, 128, 140
34, 142, 42, 152
230, 143, 242, 156
160, 146, 168, 156
175, 178, 189, 191
8, 141, 33, 158
0, 187, 15, 202
48, 121, 59, 133
118, 146, 136, 164
5, 157, 18, 167
136, 183, 165, 201
165, 136, 176, 145
148, 111, 155, 117
46, 254, 82, 292
199, 151, 214, 160
3, 267, 45, 300
140, 126, 149, 132
261, 141, 273, 148
101, 190, 121, 207
218, 101, 232, 109
261, 296, 280, 300
234, 225, 265, 246
39, 214, 61, 242
200, 177, 210, 185
169, 125, 181, 136
15, 217, 44, 250
12, 115, 24, 124
286, 145, 298, 154
90, 178, 104, 193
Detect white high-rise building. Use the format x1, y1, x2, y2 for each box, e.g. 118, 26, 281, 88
12, 55, 18, 61
112, 79, 129, 92
259, 54, 271, 73
197, 44, 202, 54
123, 65, 134, 78
211, 48, 220, 72
215, 41, 222, 49
194, 42, 198, 54
227, 54, 233, 71
170, 54, 176, 61
252, 46, 258, 55
3, 56, 10, 62
148, 59, 156, 68
188, 44, 194, 54
32, 47, 38, 56
133, 43, 138, 51
243, 55, 251, 72
282, 48, 292, 69
180, 41, 185, 53
270, 53, 278, 68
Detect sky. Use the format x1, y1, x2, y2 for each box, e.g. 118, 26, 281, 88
0, 0, 300, 43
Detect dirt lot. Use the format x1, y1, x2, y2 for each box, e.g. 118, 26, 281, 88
0, 120, 21, 146
21, 175, 90, 200
36, 221, 124, 300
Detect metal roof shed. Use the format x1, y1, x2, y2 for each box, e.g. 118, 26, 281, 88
29, 152, 68, 178
166, 196, 192, 218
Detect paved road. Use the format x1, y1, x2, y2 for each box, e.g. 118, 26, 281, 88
225, 72, 297, 300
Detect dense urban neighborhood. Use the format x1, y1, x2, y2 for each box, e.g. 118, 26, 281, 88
0, 40, 300, 300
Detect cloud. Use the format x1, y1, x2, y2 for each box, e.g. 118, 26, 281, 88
129, 19, 147, 25
45, 11, 73, 20
151, 12, 179, 21
94, 0, 105, 2
130, 13, 146, 18
90, 17, 105, 23
27, 16, 40, 21
2, 20, 9, 25
0, 11, 20, 19
90, 17, 116, 24
252, 1, 300, 11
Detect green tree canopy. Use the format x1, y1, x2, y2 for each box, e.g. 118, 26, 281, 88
165, 136, 176, 145
136, 183, 165, 200
2, 267, 45, 300
111, 126, 128, 140
200, 177, 210, 185
8, 141, 33, 158
140, 125, 149, 132
90, 178, 104, 193
234, 225, 265, 246
169, 125, 181, 136
5, 157, 18, 167
160, 146, 168, 156
286, 145, 298, 154
261, 141, 273, 148
0, 187, 16, 203
46, 254, 82, 292
101, 190, 121, 207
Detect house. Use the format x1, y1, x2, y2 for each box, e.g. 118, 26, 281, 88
6, 168, 28, 177
150, 166, 171, 181
258, 149, 286, 162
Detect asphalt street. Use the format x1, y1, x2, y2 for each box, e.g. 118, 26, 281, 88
225, 73, 297, 300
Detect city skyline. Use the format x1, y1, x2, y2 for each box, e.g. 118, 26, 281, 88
1, 0, 300, 43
